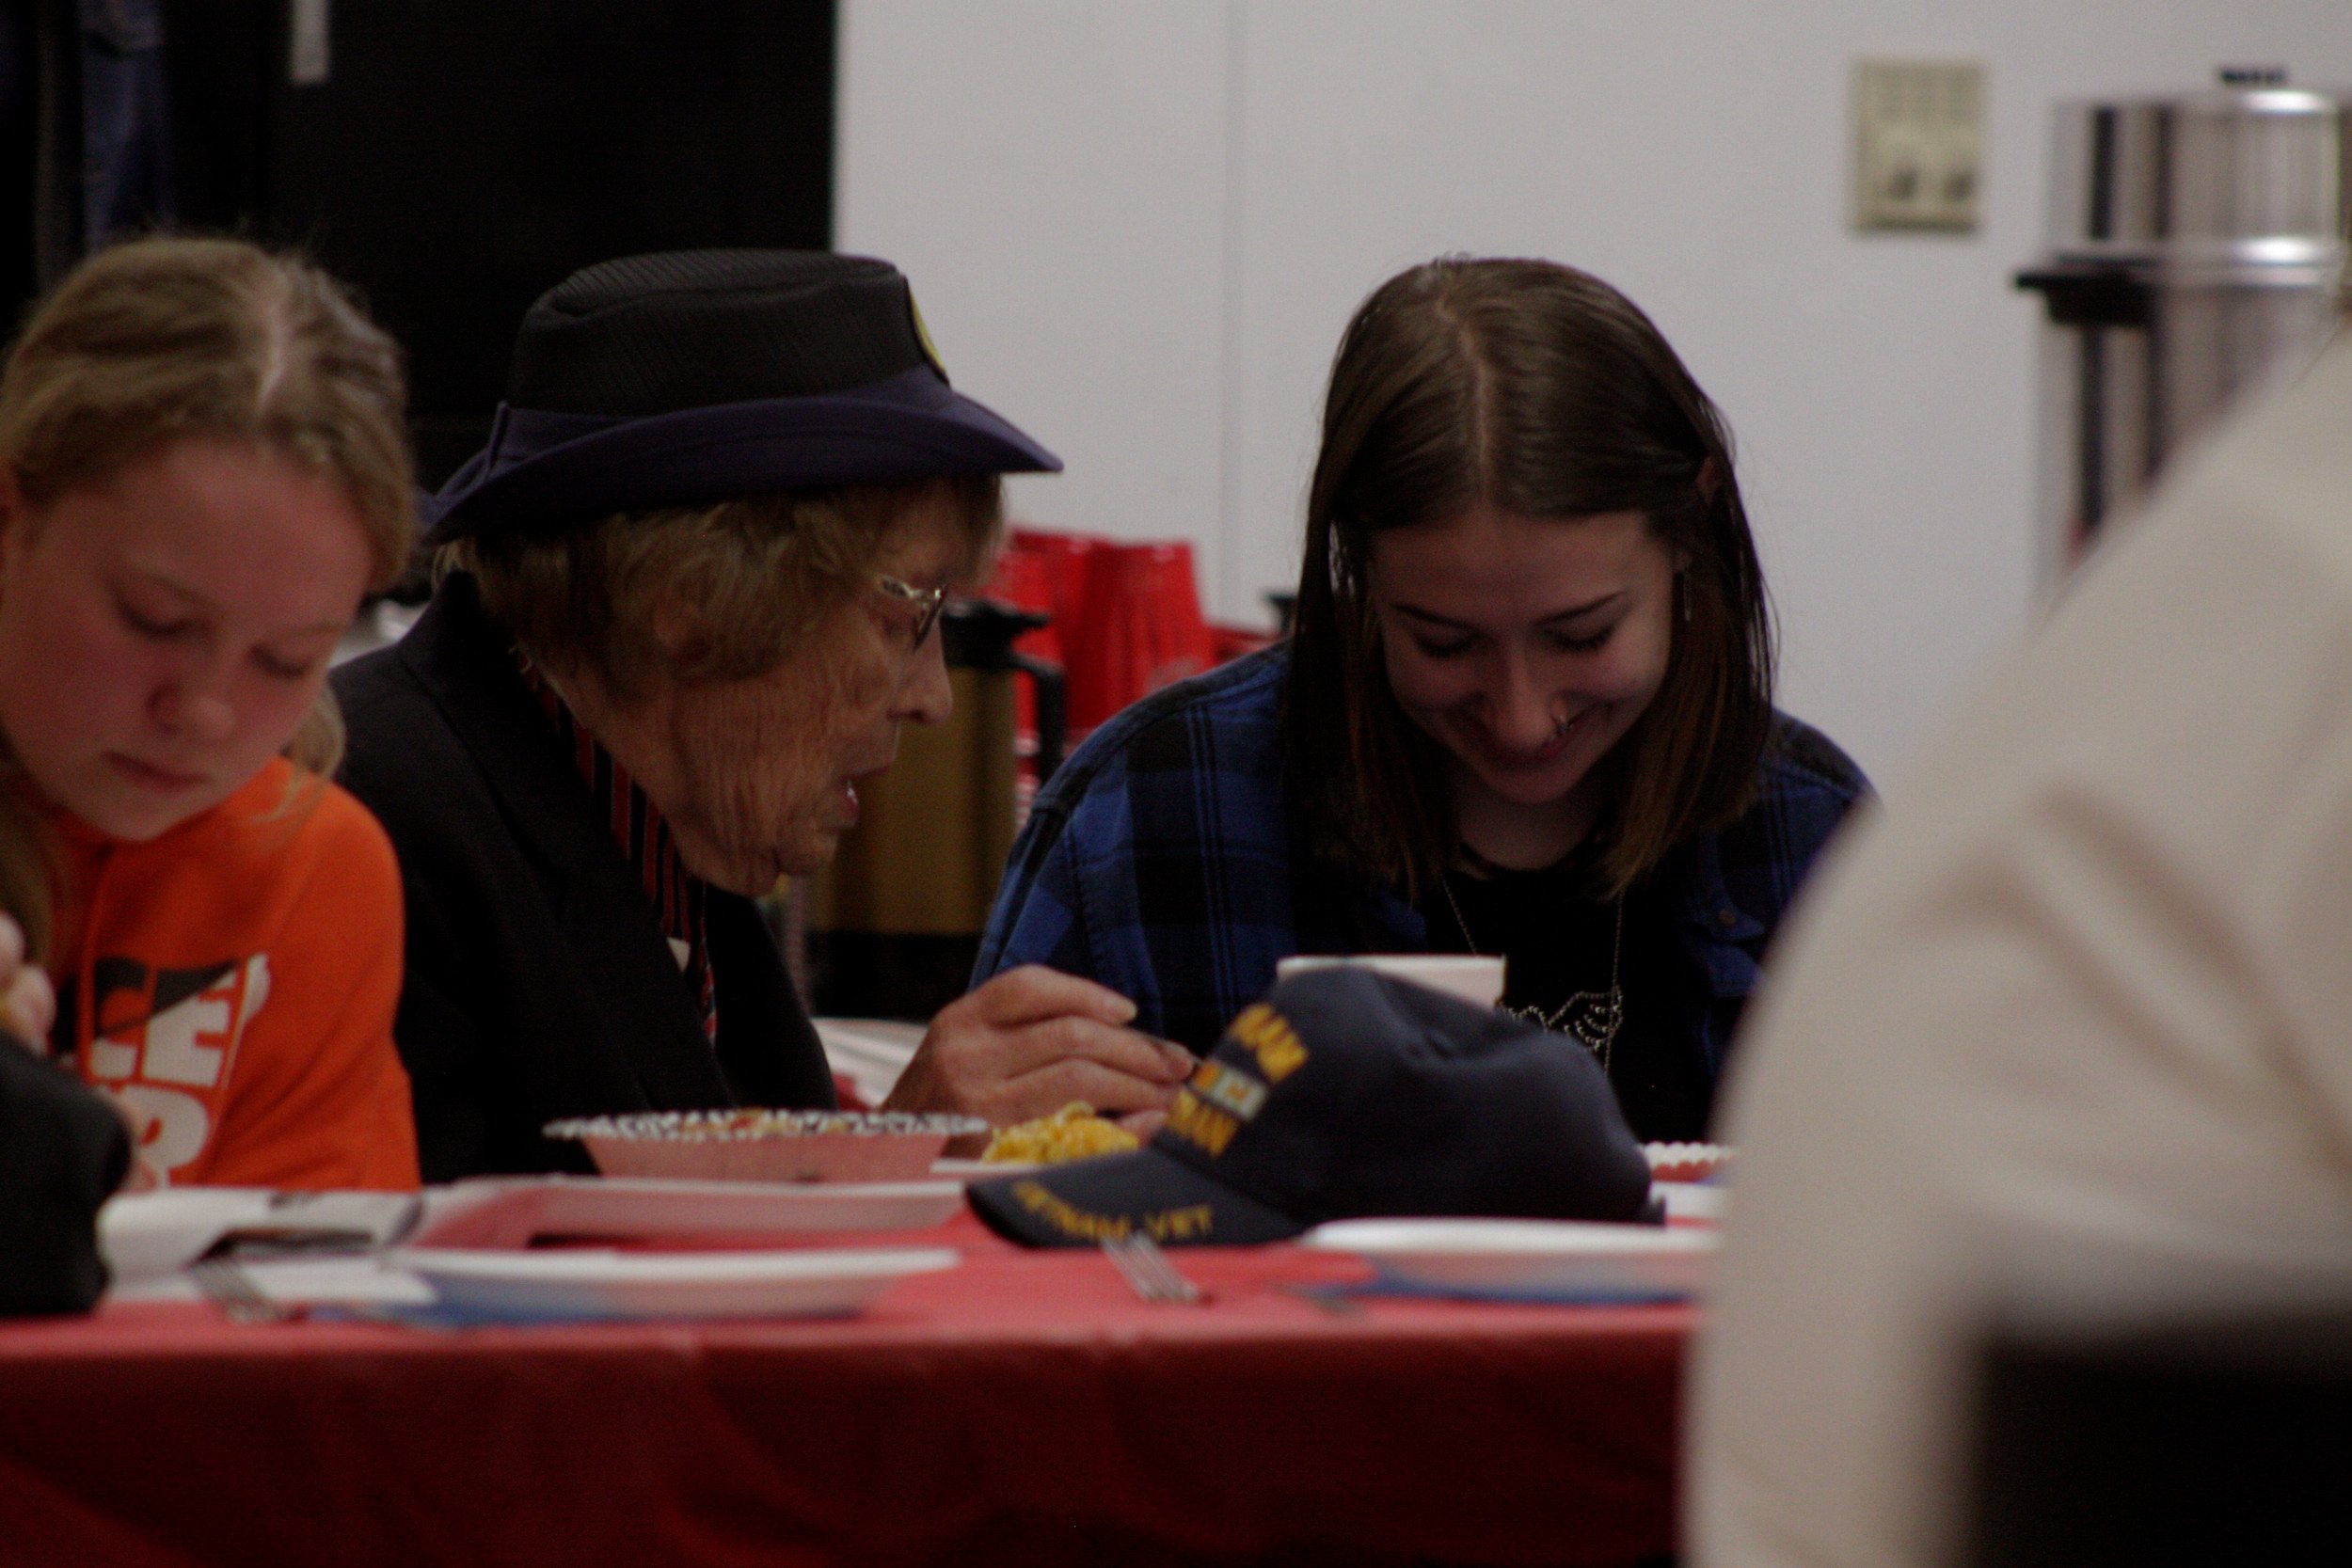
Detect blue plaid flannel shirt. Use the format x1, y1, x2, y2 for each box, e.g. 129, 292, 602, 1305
975, 645, 1869, 1086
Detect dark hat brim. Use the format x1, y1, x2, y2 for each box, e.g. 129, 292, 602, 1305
967, 1144, 1303, 1249
426, 367, 1061, 542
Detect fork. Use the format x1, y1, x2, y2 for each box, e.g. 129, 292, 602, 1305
1101, 1229, 1204, 1305
189, 1256, 294, 1323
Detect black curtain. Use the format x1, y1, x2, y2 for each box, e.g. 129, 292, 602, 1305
9, 0, 837, 485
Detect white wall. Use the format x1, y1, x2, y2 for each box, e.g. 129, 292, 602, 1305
838, 1, 2352, 779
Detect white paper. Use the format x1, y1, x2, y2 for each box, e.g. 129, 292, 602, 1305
813, 1017, 925, 1105
109, 1257, 434, 1307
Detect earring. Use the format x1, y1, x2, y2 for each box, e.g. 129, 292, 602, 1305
1680, 577, 1693, 625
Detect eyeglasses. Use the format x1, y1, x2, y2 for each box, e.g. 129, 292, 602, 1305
874, 574, 949, 652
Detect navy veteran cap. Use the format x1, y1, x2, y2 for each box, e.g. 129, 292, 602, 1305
966, 967, 1654, 1248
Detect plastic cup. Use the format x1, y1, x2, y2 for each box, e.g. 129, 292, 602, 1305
1274, 954, 1507, 1010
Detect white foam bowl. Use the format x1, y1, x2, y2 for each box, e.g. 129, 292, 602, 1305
1275, 954, 1506, 1009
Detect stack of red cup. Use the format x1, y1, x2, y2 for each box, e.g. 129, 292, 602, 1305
978, 529, 1234, 758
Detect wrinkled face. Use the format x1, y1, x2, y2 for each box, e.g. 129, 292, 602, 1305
605, 486, 966, 895
1369, 502, 1677, 820
0, 439, 373, 841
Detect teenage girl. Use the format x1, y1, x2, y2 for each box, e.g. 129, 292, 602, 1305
979, 257, 1869, 1142
0, 237, 420, 1189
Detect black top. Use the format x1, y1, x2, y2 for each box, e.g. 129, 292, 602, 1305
332, 575, 835, 1180
1420, 846, 1714, 1144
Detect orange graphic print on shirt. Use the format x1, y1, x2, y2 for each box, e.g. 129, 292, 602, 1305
83, 953, 274, 1180
48, 758, 420, 1191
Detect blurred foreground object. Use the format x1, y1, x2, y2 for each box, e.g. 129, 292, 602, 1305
2017, 69, 2350, 591
1963, 1307, 2352, 1568
0, 1042, 131, 1316
1694, 334, 2352, 1567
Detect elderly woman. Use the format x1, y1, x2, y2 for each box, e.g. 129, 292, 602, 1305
337, 251, 1191, 1179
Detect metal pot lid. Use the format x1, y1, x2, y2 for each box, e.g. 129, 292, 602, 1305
2043, 70, 2351, 267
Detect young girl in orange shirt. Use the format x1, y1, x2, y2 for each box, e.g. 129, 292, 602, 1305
0, 237, 421, 1190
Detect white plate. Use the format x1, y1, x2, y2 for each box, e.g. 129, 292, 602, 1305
408, 1177, 963, 1249
1299, 1218, 1715, 1298
397, 1245, 960, 1323
930, 1157, 1041, 1180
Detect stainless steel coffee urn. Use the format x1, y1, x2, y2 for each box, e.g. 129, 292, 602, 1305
2017, 69, 2349, 592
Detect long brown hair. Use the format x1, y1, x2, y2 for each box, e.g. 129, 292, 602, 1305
0, 236, 415, 961
1284, 255, 1774, 900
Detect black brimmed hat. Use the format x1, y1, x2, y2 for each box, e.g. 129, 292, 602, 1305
967, 968, 1655, 1248
427, 249, 1061, 541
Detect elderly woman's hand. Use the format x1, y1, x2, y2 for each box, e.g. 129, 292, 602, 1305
884, 965, 1195, 1126
0, 913, 56, 1053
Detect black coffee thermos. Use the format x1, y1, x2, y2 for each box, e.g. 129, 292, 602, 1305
806, 600, 1064, 1021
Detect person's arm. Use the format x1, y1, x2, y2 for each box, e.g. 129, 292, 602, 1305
974, 783, 1102, 982
883, 962, 1192, 1125
198, 798, 420, 1192
911, 763, 1191, 1126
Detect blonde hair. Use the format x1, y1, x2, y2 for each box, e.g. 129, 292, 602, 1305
0, 236, 416, 961
451, 475, 1001, 705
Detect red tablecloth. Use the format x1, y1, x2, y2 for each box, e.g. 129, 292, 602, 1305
0, 1213, 1688, 1568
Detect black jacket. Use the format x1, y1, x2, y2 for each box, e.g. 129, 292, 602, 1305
333, 576, 834, 1180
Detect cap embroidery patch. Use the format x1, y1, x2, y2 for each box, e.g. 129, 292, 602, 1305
1164, 1089, 1240, 1156
1193, 1060, 1267, 1120
1226, 1003, 1308, 1081
1009, 1180, 1213, 1243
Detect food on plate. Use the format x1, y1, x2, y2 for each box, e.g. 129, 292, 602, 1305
983, 1102, 1140, 1164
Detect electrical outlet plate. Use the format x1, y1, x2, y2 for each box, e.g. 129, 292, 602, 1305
1853, 58, 1983, 232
